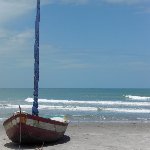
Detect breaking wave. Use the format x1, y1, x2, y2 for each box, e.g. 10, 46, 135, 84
0, 104, 97, 111
25, 98, 150, 106
125, 95, 150, 101
1, 103, 150, 114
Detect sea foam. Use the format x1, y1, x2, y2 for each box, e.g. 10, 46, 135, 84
125, 95, 150, 100
25, 98, 150, 106
1, 103, 150, 114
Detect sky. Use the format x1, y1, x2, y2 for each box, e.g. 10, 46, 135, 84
0, 0, 150, 88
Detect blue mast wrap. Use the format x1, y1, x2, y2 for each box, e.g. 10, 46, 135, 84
32, 0, 40, 116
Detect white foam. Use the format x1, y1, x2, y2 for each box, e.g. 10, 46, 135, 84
0, 118, 6, 121
25, 98, 51, 103
0, 104, 32, 109
105, 108, 150, 113
125, 95, 150, 100
50, 117, 68, 123
1, 103, 150, 114
0, 104, 97, 112
40, 105, 97, 111
25, 98, 150, 107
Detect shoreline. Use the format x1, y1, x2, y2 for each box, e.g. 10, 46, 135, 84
1, 119, 150, 124
1, 121, 150, 149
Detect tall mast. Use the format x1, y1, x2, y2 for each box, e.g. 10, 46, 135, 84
32, 0, 40, 116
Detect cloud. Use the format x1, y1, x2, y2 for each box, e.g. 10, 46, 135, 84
39, 44, 93, 70
0, 28, 34, 68
50, 0, 150, 5
0, 0, 32, 24
0, 0, 149, 69
0, 0, 49, 68
0, 28, 11, 39
0, 0, 149, 25
0, 0, 50, 24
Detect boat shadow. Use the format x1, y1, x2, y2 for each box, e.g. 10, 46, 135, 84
4, 135, 70, 149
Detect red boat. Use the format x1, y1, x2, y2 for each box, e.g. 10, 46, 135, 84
3, 0, 69, 144
3, 111, 69, 144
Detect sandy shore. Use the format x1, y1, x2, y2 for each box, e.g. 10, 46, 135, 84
1, 122, 150, 150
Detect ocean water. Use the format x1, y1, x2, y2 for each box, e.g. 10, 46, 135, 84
1, 88, 150, 122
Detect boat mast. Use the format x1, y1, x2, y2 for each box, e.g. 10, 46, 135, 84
32, 0, 40, 116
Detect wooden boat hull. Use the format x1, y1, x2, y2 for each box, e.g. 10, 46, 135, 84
3, 112, 69, 144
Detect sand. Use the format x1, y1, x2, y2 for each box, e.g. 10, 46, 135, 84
1, 122, 150, 150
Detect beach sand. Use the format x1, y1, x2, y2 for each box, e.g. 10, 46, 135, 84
1, 122, 150, 150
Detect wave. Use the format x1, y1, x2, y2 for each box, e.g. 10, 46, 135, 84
0, 104, 97, 111
105, 108, 150, 113
0, 118, 6, 121
125, 95, 150, 100
0, 104, 31, 109
1, 103, 150, 114
25, 98, 150, 107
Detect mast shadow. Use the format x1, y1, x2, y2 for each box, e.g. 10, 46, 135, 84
4, 135, 70, 149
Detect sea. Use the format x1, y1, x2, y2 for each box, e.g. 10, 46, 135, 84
1, 88, 150, 123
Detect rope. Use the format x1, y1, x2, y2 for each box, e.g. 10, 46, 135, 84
19, 105, 22, 149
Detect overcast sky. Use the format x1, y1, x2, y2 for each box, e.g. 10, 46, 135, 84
0, 0, 150, 88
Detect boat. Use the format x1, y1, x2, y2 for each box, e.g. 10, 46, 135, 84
3, 111, 68, 144
3, 0, 69, 144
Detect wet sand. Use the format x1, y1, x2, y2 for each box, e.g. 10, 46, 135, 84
1, 122, 150, 150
